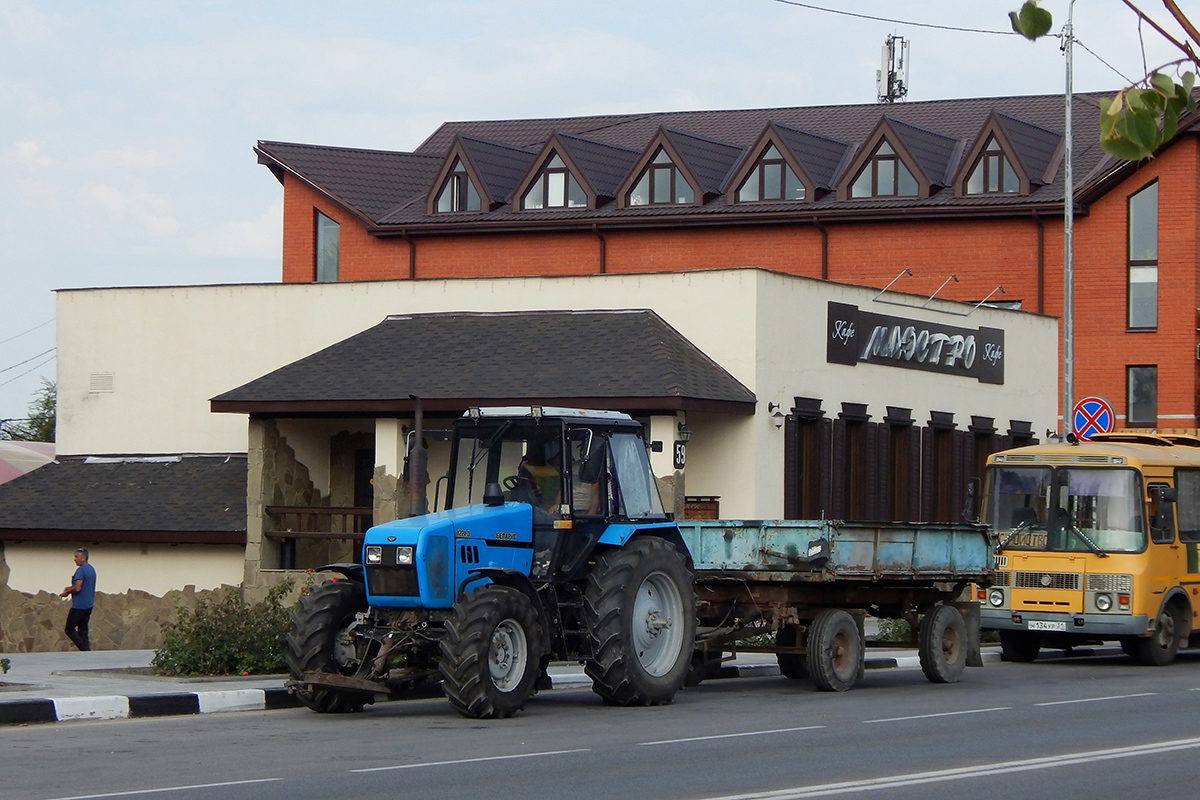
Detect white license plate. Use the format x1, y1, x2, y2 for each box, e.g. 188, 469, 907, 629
1027, 620, 1067, 632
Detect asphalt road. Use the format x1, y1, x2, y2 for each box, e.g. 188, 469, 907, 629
5, 652, 1200, 800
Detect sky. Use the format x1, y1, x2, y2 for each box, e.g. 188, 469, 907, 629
0, 0, 1188, 428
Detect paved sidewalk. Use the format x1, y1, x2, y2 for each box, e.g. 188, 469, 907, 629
0, 644, 1022, 726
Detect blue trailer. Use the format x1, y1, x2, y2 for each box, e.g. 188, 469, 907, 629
285, 408, 992, 717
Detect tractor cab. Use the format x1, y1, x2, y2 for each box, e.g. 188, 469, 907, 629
444, 406, 670, 581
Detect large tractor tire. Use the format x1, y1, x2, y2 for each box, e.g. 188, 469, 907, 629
439, 585, 545, 719
287, 580, 371, 713
918, 605, 967, 684
1133, 604, 1182, 666
584, 537, 697, 706
805, 608, 863, 692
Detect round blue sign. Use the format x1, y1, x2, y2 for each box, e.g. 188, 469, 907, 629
1072, 396, 1115, 440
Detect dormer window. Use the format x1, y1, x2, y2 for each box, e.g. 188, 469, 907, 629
965, 137, 1019, 194
849, 141, 917, 198
737, 145, 805, 202
522, 154, 586, 210
435, 158, 481, 212
628, 149, 694, 206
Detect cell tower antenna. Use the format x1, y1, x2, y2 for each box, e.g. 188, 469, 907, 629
877, 34, 910, 103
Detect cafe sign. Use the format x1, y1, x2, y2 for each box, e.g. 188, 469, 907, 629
827, 302, 1004, 385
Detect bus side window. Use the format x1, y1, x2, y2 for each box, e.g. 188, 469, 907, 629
1147, 483, 1177, 544
1175, 469, 1200, 543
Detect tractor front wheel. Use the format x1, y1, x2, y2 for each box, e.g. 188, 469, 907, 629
287, 580, 371, 713
439, 586, 545, 719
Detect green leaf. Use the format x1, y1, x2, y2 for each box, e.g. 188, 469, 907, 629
1150, 72, 1175, 96
1125, 88, 1146, 112
1183, 72, 1196, 93
1009, 2, 1053, 39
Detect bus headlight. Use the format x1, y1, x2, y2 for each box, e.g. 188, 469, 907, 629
395, 546, 414, 566
1095, 593, 1113, 612
988, 589, 1005, 607
365, 546, 382, 564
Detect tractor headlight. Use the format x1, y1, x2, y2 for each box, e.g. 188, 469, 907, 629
1095, 593, 1113, 612
365, 546, 382, 564
988, 589, 1005, 607
395, 546, 414, 566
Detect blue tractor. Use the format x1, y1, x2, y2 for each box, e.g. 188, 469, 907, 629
286, 407, 697, 718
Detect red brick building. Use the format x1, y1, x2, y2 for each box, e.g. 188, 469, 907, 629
257, 92, 1200, 432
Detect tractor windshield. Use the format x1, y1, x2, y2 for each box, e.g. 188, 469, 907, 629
448, 421, 566, 517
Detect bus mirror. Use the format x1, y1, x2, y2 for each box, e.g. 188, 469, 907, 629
1152, 486, 1178, 503
963, 478, 980, 523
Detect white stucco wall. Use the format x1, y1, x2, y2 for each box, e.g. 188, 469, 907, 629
5, 542, 244, 597
55, 269, 1058, 519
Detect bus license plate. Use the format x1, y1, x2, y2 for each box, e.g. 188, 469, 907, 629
1027, 620, 1067, 632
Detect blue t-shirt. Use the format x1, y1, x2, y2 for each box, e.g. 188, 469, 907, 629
71, 563, 96, 610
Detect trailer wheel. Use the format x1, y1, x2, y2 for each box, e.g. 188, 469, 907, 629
918, 605, 967, 683
286, 580, 371, 713
776, 625, 808, 680
805, 609, 862, 692
998, 630, 1041, 662
584, 537, 697, 706
1133, 604, 1182, 666
439, 586, 544, 719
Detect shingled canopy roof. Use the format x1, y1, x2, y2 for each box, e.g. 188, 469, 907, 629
0, 455, 247, 544
210, 310, 756, 416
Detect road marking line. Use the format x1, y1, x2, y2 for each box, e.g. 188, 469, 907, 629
863, 706, 1010, 724
640, 726, 826, 746
1034, 692, 1155, 707
43, 778, 284, 800
349, 748, 590, 773
691, 736, 1200, 799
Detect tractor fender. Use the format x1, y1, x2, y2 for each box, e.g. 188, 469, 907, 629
596, 523, 692, 565
314, 563, 365, 584
456, 567, 539, 607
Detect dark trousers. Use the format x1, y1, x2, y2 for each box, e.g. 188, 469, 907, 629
65, 607, 92, 651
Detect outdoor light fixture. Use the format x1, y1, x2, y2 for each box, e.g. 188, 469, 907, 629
768, 402, 785, 429
677, 421, 692, 443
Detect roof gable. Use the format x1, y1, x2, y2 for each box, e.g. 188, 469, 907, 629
661, 127, 744, 196
256, 140, 441, 224
211, 310, 756, 415
836, 116, 955, 201
553, 132, 641, 200
994, 111, 1062, 184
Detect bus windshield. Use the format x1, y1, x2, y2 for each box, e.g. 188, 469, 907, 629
984, 465, 1146, 554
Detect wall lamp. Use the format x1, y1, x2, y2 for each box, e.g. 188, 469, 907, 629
768, 402, 785, 429
677, 421, 692, 443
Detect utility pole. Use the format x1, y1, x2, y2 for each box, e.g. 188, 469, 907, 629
1061, 1, 1076, 437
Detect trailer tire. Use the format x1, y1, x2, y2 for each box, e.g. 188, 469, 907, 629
1133, 604, 1182, 667
918, 605, 967, 684
584, 537, 697, 706
998, 630, 1041, 662
286, 580, 371, 713
805, 609, 862, 692
439, 585, 544, 719
776, 625, 808, 680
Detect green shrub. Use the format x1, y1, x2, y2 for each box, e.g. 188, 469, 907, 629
1, 657, 10, 675
151, 581, 295, 676
875, 618, 916, 643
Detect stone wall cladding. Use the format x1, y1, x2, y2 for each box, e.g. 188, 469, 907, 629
0, 583, 235, 653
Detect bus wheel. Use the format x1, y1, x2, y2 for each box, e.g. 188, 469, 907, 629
1134, 604, 1182, 667
998, 630, 1041, 662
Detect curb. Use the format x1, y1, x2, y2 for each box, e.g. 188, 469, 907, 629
0, 687, 300, 726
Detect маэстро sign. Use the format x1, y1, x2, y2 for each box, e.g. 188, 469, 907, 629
827, 302, 1004, 385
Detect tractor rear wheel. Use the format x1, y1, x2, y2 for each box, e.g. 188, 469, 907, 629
584, 537, 697, 706
287, 580, 371, 713
439, 586, 545, 719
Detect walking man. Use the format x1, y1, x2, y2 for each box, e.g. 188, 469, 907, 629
60, 548, 96, 651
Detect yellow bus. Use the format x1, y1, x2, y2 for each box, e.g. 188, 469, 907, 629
980, 432, 1200, 665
